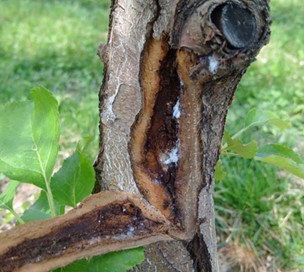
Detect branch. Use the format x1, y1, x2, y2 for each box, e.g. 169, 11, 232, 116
0, 192, 173, 272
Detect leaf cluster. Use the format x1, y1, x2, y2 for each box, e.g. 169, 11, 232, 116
217, 108, 304, 180
0, 87, 144, 271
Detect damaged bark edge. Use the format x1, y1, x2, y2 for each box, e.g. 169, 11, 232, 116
0, 192, 173, 272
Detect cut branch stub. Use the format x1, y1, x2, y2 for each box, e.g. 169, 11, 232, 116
211, 2, 257, 49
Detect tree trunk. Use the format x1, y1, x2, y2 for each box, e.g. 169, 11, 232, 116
0, 0, 270, 271
95, 0, 270, 271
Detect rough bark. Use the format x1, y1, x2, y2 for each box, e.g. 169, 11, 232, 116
0, 0, 270, 271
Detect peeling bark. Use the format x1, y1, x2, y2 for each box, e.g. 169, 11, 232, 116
0, 0, 270, 271
0, 192, 173, 272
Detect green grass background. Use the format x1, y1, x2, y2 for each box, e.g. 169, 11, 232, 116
0, 0, 303, 270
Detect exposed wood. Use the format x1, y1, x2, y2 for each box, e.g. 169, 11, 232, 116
0, 0, 270, 271
0, 192, 173, 272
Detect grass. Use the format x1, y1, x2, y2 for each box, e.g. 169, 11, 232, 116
215, 159, 304, 270
0, 0, 303, 271
0, 0, 110, 157
217, 0, 304, 270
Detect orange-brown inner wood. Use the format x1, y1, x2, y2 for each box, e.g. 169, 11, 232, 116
130, 39, 204, 232
130, 37, 181, 221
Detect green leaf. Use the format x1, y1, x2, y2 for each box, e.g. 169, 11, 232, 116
0, 102, 39, 183
0, 180, 19, 210
53, 259, 89, 272
230, 109, 291, 140
77, 136, 96, 163
244, 108, 290, 131
257, 144, 303, 163
215, 161, 226, 181
53, 248, 145, 272
21, 191, 64, 223
51, 150, 95, 208
223, 131, 258, 159
268, 118, 291, 130
0, 87, 59, 189
31, 87, 60, 183
255, 144, 304, 179
89, 248, 145, 272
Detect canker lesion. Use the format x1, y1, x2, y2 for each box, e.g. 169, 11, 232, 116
129, 37, 205, 235
0, 196, 170, 272
130, 37, 183, 222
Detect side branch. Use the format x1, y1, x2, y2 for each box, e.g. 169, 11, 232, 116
0, 192, 173, 272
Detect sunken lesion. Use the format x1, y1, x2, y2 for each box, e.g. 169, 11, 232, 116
130, 36, 183, 223
143, 49, 181, 211
129, 39, 205, 233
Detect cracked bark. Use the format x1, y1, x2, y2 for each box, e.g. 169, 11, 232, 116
0, 0, 270, 271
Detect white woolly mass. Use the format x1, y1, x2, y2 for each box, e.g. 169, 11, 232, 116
208, 55, 219, 74
173, 99, 181, 119
112, 226, 136, 240
163, 147, 179, 165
